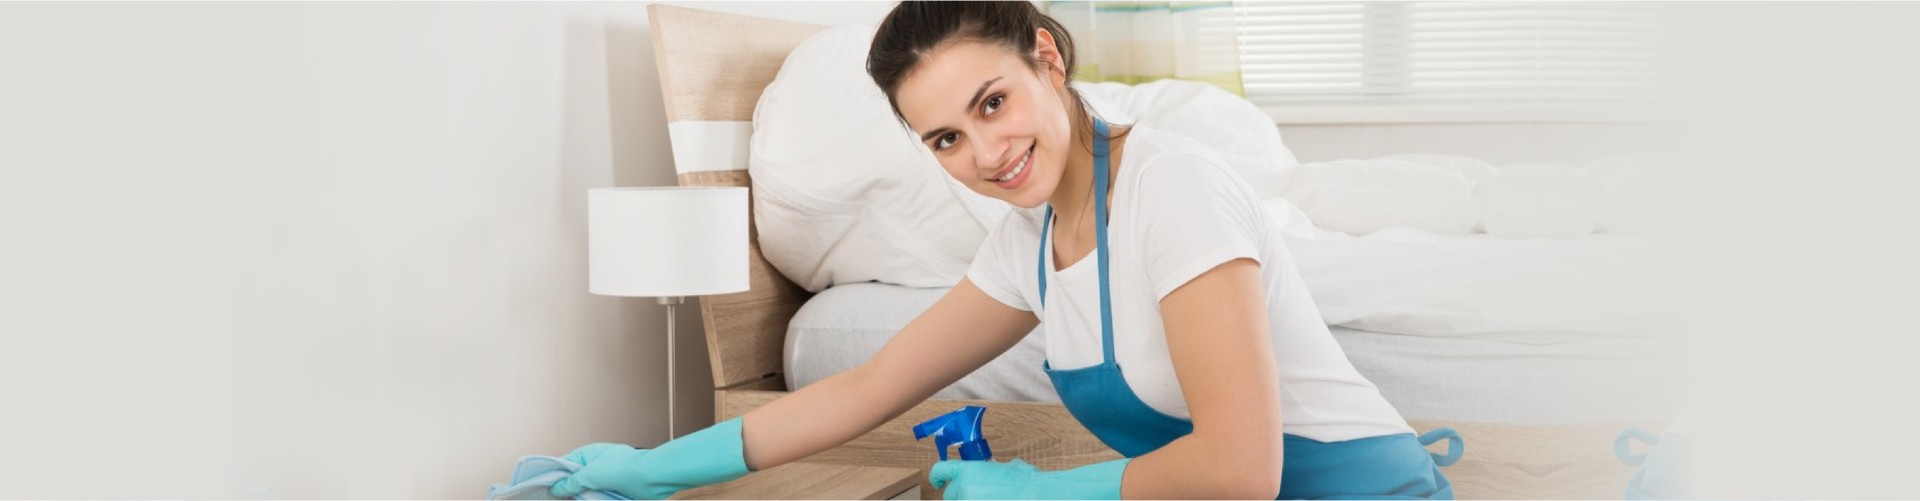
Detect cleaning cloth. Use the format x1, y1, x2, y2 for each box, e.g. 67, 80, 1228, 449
487, 455, 631, 500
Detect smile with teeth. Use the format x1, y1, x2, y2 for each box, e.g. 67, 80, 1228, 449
992, 146, 1034, 183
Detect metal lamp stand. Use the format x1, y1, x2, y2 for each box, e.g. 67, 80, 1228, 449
658, 296, 684, 441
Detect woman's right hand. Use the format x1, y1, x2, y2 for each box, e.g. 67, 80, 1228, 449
549, 417, 752, 499
549, 442, 651, 498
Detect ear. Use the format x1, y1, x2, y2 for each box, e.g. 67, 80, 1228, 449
1033, 28, 1067, 87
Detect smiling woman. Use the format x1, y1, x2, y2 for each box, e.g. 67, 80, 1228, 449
556, 1, 1456, 499
839, 4, 1461, 499
611, 3, 1690, 500
557, 2, 1453, 499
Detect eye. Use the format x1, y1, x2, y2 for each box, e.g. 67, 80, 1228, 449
983, 94, 1004, 115
934, 132, 959, 151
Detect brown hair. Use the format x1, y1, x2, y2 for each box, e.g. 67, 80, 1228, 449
865, 1, 1123, 152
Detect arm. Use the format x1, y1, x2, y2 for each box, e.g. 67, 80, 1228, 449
739, 277, 1039, 470
1121, 258, 1285, 499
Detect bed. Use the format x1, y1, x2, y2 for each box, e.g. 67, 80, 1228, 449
647, 4, 1670, 499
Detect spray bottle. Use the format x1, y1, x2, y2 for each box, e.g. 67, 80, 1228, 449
912, 405, 992, 461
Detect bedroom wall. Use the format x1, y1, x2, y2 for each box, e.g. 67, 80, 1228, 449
0, 2, 890, 498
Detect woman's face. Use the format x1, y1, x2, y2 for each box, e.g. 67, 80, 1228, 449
894, 36, 1071, 209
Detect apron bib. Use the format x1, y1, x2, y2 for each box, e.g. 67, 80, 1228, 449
1037, 119, 1458, 500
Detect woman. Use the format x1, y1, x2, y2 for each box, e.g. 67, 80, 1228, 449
551, 2, 1454, 499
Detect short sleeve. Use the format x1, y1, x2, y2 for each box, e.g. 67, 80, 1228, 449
965, 213, 1034, 312
1133, 153, 1267, 301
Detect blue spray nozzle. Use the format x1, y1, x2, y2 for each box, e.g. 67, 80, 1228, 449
913, 405, 992, 461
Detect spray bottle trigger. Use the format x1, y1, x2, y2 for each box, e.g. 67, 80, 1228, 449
912, 405, 992, 461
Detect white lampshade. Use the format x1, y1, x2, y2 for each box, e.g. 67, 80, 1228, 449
588, 187, 750, 297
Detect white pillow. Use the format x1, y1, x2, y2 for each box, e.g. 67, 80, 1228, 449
1473, 170, 1607, 238
1378, 154, 1499, 183
750, 24, 1008, 292
1584, 155, 1676, 235
1074, 80, 1299, 199
1280, 159, 1479, 235
751, 26, 1305, 291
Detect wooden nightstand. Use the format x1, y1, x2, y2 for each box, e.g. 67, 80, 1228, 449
672, 462, 924, 500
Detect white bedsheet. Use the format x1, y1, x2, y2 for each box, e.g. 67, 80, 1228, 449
785, 282, 1687, 425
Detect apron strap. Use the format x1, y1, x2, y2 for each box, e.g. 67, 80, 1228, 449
1038, 207, 1050, 305
1091, 119, 1114, 364
1417, 427, 1465, 467
1036, 118, 1117, 365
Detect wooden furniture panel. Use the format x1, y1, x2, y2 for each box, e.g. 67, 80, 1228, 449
648, 6, 819, 388
648, 4, 827, 122
672, 462, 921, 500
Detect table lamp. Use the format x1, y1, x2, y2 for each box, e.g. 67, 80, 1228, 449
588, 186, 749, 439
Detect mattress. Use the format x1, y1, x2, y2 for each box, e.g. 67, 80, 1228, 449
785, 282, 1688, 425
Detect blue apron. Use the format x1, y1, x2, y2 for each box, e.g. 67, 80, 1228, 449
1036, 119, 1460, 500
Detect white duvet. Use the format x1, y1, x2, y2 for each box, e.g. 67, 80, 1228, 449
1267, 199, 1682, 341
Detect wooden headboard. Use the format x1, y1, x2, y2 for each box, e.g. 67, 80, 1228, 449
647, 4, 821, 391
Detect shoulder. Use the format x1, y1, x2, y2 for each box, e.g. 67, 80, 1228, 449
1119, 125, 1262, 209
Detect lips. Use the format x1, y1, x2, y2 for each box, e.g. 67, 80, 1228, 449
989, 145, 1035, 190
989, 145, 1034, 183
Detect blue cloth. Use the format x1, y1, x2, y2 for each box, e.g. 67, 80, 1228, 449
1036, 119, 1455, 500
487, 455, 629, 500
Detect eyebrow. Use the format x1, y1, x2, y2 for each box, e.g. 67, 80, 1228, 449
918, 76, 1004, 142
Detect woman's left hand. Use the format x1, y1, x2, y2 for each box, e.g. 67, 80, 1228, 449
928, 458, 1130, 500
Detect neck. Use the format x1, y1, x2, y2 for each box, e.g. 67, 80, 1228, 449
1048, 116, 1119, 226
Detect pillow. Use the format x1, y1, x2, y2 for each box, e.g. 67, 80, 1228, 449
749, 24, 1008, 292
1474, 168, 1606, 238
1584, 155, 1677, 235
1280, 158, 1479, 235
1074, 80, 1299, 199
751, 26, 1304, 291
1378, 154, 1499, 183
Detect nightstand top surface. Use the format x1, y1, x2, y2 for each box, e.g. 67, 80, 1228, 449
672, 461, 922, 500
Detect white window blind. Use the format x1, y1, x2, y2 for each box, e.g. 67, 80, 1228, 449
1233, 1, 1667, 122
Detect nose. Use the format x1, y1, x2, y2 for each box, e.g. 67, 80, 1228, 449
968, 124, 1008, 175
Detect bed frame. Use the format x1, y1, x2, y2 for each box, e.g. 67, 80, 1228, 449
647, 5, 1658, 499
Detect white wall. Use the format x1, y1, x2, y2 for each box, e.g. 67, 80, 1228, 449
0, 2, 891, 498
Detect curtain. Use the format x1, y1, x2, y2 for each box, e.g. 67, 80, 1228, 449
1046, 1, 1246, 96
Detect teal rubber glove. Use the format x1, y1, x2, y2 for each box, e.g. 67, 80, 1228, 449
929, 458, 1130, 500
550, 417, 752, 499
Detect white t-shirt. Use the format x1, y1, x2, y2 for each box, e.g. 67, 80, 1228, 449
966, 126, 1412, 442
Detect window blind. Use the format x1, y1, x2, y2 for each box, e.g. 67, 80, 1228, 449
1232, 1, 1666, 121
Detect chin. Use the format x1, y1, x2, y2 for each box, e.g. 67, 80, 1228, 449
1003, 182, 1053, 209
1005, 197, 1045, 210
